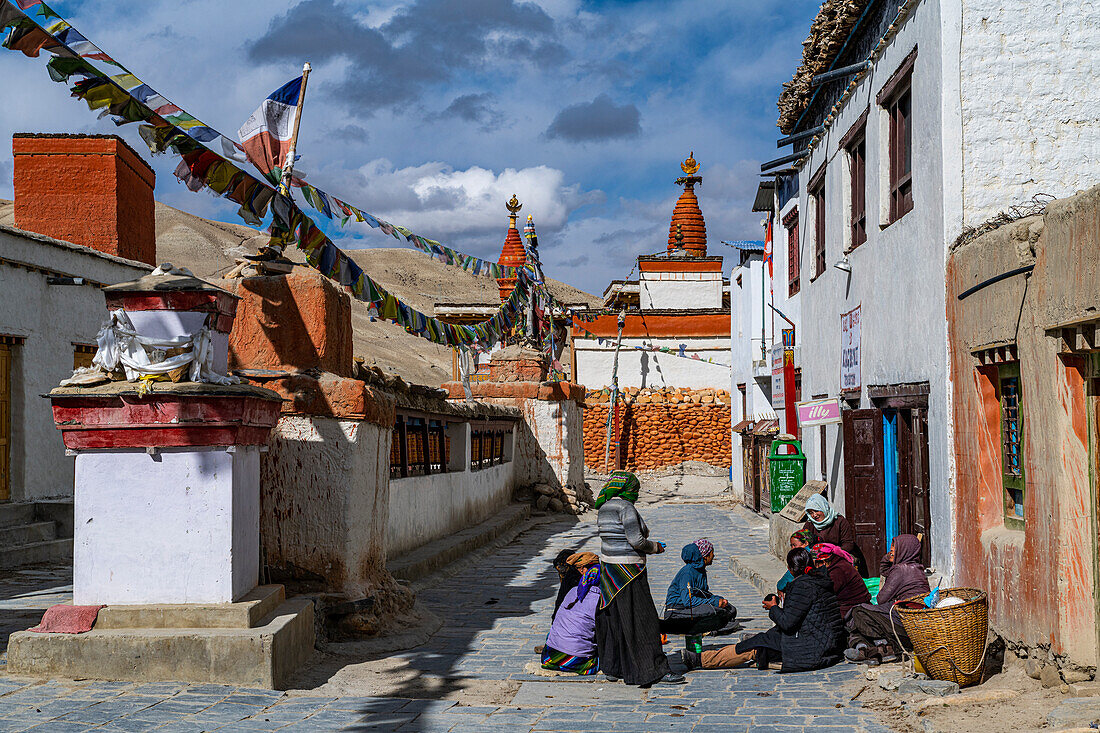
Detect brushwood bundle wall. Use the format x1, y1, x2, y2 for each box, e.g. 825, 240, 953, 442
582, 388, 732, 472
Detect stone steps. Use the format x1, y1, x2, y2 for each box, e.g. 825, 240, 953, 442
0, 538, 73, 569
0, 520, 57, 547
0, 502, 35, 528
0, 500, 74, 568
387, 503, 532, 585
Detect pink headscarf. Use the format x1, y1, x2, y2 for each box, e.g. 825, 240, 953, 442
693, 538, 714, 558
812, 542, 855, 565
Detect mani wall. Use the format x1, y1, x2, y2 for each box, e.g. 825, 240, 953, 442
582, 387, 732, 472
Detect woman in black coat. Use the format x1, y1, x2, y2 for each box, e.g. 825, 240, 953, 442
686, 548, 845, 673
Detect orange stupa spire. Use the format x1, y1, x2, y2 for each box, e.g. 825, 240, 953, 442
667, 152, 706, 257
497, 194, 527, 300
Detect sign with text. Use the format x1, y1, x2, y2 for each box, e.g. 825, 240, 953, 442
797, 398, 843, 427
771, 344, 785, 409
778, 480, 830, 522
840, 305, 861, 392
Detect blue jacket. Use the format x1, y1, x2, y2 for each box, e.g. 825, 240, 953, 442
664, 544, 724, 609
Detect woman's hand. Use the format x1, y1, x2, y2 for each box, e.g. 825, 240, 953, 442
718, 598, 729, 609
654, 542, 666, 554
762, 597, 778, 610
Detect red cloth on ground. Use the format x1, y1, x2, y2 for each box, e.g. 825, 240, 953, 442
30, 604, 105, 634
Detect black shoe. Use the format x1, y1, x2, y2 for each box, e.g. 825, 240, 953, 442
657, 672, 686, 684
683, 650, 701, 671
756, 648, 770, 670
243, 247, 282, 262
603, 674, 620, 682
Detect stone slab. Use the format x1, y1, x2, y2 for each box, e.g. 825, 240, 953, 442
898, 678, 958, 696
6, 597, 314, 690
1047, 699, 1100, 729
510, 680, 644, 706
1069, 681, 1100, 697
95, 585, 286, 630
729, 552, 788, 596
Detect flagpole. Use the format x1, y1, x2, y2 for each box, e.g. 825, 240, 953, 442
278, 61, 311, 197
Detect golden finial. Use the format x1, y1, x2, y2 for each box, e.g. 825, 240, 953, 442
680, 151, 700, 176
506, 194, 522, 214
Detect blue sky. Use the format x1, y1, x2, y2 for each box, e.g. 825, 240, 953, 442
0, 0, 819, 294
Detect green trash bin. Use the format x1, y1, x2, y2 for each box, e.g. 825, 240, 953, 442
768, 438, 807, 513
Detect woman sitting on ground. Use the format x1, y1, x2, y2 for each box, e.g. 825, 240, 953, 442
685, 547, 844, 673
594, 471, 684, 686
664, 539, 734, 622
812, 543, 870, 621
777, 529, 815, 599
845, 534, 930, 665
803, 495, 865, 575
541, 554, 601, 675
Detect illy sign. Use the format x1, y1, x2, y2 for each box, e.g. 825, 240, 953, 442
797, 398, 843, 427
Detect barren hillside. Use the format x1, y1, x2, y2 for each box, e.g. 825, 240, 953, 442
0, 200, 599, 386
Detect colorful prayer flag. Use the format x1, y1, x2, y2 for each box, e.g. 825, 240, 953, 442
237, 76, 302, 185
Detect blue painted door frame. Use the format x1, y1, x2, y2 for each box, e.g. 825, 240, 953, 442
882, 410, 899, 551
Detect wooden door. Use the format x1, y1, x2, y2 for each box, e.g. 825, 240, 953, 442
843, 408, 886, 575
0, 343, 10, 502
742, 436, 757, 511
898, 408, 932, 566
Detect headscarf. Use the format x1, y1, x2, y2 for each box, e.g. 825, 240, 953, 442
567, 565, 601, 608
812, 542, 856, 565
790, 528, 815, 547
693, 538, 714, 560
594, 471, 640, 508
678, 543, 711, 594
805, 493, 838, 530
565, 552, 599, 570
891, 534, 923, 565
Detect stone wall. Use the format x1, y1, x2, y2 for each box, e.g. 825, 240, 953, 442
582, 387, 732, 472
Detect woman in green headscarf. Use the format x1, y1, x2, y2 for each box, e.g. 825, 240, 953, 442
594, 471, 684, 686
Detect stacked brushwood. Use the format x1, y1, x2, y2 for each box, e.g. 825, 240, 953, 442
530, 481, 594, 515
777, 0, 870, 134
581, 388, 733, 472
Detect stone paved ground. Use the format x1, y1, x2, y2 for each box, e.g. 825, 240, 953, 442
0, 483, 893, 732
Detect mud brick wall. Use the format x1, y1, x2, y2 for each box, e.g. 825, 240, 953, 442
583, 387, 732, 472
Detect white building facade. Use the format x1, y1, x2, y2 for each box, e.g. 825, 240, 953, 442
768, 0, 1099, 578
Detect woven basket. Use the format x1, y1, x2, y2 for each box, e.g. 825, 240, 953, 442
897, 587, 988, 687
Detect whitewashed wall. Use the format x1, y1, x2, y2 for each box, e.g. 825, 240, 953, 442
574, 336, 731, 390
0, 228, 148, 501
795, 0, 954, 575
74, 447, 259, 605
639, 271, 724, 310
959, 0, 1100, 225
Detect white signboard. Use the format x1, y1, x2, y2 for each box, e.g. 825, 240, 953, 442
771, 344, 785, 409
841, 305, 861, 392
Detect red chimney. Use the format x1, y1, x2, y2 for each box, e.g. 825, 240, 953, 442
13, 133, 156, 265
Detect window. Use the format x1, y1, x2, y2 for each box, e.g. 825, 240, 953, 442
73, 343, 96, 370
841, 116, 868, 249
810, 169, 826, 279
784, 208, 800, 296
997, 363, 1024, 527
879, 49, 916, 223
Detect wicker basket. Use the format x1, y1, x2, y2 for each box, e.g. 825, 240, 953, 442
896, 587, 988, 687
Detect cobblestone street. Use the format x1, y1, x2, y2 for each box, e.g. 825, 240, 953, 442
0, 484, 890, 732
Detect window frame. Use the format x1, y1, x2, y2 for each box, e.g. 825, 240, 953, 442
783, 208, 800, 297
840, 109, 869, 250
879, 49, 917, 224
995, 362, 1025, 529
809, 166, 826, 280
